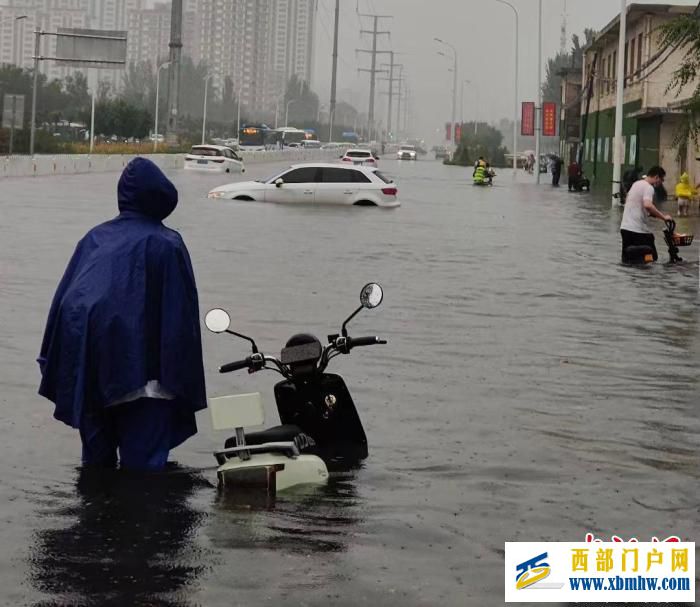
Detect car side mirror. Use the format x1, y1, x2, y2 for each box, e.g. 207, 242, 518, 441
275, 178, 284, 188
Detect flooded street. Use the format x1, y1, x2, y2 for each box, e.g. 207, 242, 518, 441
1, 158, 698, 606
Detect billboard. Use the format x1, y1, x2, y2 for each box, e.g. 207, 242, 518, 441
521, 102, 535, 136
55, 28, 127, 69
542, 102, 557, 136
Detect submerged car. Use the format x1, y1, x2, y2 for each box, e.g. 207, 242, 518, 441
184, 145, 245, 174
397, 144, 417, 160
207, 162, 399, 207
341, 149, 379, 166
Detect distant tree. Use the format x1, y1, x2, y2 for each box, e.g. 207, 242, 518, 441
122, 60, 154, 109
283, 74, 319, 125
659, 13, 700, 153
541, 30, 596, 103
449, 122, 509, 166
63, 72, 90, 121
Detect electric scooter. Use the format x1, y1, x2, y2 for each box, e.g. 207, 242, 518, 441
622, 219, 693, 264
204, 283, 387, 499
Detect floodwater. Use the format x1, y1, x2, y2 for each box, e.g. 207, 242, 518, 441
1, 158, 698, 606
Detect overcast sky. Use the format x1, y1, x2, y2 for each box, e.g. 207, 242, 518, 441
312, 0, 699, 140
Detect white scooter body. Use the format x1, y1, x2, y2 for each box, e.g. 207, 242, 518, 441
210, 392, 329, 492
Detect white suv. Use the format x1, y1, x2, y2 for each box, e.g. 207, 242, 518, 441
341, 148, 379, 166
208, 163, 399, 207
397, 145, 417, 160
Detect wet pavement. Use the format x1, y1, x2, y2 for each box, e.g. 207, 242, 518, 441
1, 159, 698, 606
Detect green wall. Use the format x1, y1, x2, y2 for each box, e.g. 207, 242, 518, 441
579, 100, 659, 189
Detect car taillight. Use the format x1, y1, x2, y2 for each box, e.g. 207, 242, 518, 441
342, 157, 352, 162
367, 158, 375, 163
381, 187, 397, 196
212, 158, 225, 163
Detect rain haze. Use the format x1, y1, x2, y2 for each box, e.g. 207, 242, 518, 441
312, 0, 699, 143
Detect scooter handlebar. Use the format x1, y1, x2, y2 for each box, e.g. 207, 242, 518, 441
348, 336, 387, 348
219, 357, 252, 373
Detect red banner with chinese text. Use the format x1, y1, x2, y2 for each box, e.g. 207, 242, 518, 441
521, 102, 535, 136
445, 122, 452, 142
542, 102, 557, 136
454, 123, 462, 143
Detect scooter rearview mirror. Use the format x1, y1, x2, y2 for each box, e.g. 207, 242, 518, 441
360, 283, 383, 309
205, 308, 231, 333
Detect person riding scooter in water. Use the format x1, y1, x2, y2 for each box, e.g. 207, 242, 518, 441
620, 165, 672, 262
473, 157, 491, 185
37, 158, 207, 471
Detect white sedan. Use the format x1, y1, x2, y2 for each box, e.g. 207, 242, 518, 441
207, 163, 399, 207
184, 145, 245, 174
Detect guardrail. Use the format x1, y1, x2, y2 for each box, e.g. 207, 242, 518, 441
0, 149, 343, 179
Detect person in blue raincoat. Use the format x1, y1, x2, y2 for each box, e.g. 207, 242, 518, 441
38, 157, 207, 471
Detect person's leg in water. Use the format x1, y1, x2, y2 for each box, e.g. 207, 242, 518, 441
79, 410, 119, 468
112, 398, 187, 471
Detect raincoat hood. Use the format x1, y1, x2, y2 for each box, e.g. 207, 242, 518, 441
675, 172, 694, 199
117, 157, 178, 220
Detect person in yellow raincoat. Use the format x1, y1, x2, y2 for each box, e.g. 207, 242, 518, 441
674, 172, 694, 217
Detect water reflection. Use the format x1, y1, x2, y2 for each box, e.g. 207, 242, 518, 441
28, 466, 211, 607
209, 475, 362, 554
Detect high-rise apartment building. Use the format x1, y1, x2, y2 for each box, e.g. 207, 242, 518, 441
0, 0, 317, 122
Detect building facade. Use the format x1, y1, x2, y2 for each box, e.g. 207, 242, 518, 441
580, 3, 697, 188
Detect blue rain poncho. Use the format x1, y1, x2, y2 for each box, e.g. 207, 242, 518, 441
38, 158, 206, 448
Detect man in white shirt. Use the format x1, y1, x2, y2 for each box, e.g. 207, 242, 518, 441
620, 166, 672, 261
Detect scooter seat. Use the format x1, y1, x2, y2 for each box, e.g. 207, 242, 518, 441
224, 424, 316, 452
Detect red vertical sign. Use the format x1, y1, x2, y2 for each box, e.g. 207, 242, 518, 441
521, 102, 535, 136
542, 102, 557, 136
445, 122, 452, 141
454, 123, 462, 143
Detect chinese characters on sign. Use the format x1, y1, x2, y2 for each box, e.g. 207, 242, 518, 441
521, 102, 535, 136
542, 102, 557, 136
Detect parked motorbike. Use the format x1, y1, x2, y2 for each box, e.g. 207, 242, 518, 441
204, 283, 387, 500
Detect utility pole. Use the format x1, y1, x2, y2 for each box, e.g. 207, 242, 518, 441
328, 0, 340, 143
166, 0, 182, 141
394, 67, 404, 141
357, 13, 391, 141
611, 0, 627, 207
379, 53, 401, 141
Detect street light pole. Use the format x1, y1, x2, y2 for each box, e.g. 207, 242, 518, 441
236, 83, 243, 136
285, 99, 296, 128
29, 29, 42, 157
154, 61, 170, 152
435, 37, 457, 146
535, 0, 543, 184
612, 0, 627, 207
494, 0, 519, 176
202, 74, 214, 144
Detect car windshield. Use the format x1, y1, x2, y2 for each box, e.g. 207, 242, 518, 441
190, 147, 221, 156
347, 151, 371, 157
373, 170, 393, 184
400, 146, 415, 151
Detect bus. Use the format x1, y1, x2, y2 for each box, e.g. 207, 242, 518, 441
272, 127, 308, 147
238, 124, 273, 150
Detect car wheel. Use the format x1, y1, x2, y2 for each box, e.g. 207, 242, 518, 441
226, 168, 230, 173
234, 195, 254, 201
353, 200, 377, 207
